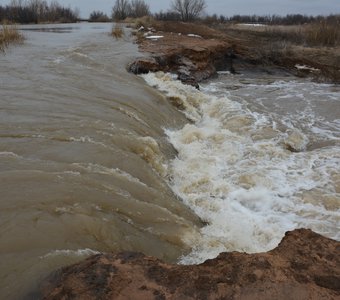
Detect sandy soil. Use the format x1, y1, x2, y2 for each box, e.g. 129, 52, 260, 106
131, 20, 340, 83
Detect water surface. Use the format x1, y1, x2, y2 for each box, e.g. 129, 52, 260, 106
0, 23, 200, 299
142, 71, 340, 263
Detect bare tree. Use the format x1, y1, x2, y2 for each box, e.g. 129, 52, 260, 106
2, 0, 78, 23
89, 10, 110, 22
112, 0, 131, 20
130, 0, 150, 18
171, 0, 206, 22
27, 0, 48, 22
10, 0, 23, 7
9, 0, 23, 21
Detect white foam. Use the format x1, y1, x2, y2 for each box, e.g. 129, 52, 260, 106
142, 72, 340, 264
217, 71, 232, 75
0, 152, 21, 158
73, 51, 89, 58
145, 35, 164, 39
118, 107, 150, 127
52, 56, 65, 64
72, 163, 148, 187
187, 34, 202, 38
41, 248, 100, 259
69, 136, 108, 148
295, 64, 319, 72
238, 23, 266, 27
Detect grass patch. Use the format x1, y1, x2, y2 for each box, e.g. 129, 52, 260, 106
261, 21, 340, 47
305, 21, 340, 47
127, 16, 157, 43
124, 16, 157, 29
211, 21, 340, 83
111, 24, 124, 39
132, 30, 145, 43
0, 24, 24, 51
253, 40, 294, 65
263, 26, 305, 44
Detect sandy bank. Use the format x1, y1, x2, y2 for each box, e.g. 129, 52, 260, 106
37, 229, 340, 299
128, 21, 340, 85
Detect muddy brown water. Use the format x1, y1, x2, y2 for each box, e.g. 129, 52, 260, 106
0, 23, 201, 299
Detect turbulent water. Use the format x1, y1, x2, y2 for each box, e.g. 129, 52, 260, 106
0, 23, 339, 298
142, 71, 340, 264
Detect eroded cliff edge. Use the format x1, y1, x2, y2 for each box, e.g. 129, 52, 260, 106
128, 31, 231, 88
38, 229, 339, 299
127, 21, 340, 86
127, 22, 240, 88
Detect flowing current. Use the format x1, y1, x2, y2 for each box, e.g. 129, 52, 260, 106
0, 23, 339, 298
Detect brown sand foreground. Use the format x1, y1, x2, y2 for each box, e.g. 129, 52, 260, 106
37, 229, 340, 299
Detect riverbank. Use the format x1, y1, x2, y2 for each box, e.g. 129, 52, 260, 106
37, 229, 340, 299
128, 20, 340, 85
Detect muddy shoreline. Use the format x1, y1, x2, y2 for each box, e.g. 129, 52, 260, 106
127, 21, 339, 86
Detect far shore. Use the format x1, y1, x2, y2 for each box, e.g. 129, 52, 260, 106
126, 18, 340, 85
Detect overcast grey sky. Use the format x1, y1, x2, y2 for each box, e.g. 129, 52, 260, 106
1, 0, 339, 18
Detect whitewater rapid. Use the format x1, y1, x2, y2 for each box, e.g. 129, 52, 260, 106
142, 71, 340, 264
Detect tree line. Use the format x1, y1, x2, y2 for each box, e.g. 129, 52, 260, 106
112, 0, 339, 26
0, 0, 79, 24
1, 0, 338, 25
112, 0, 150, 20
216, 13, 340, 25
111, 0, 205, 22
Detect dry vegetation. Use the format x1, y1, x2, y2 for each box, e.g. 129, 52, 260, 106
212, 21, 340, 82
128, 16, 223, 40
305, 21, 339, 47
111, 23, 124, 39
0, 0, 79, 24
0, 24, 24, 52
126, 16, 157, 43
259, 21, 340, 47
131, 16, 156, 29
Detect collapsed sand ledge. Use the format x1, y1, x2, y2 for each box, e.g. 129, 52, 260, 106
37, 229, 339, 299
127, 21, 340, 86
128, 31, 231, 88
